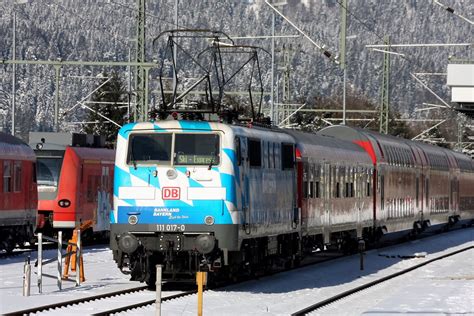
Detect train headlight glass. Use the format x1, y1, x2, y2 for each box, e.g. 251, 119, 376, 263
128, 215, 138, 225
166, 169, 177, 179
58, 199, 71, 208
205, 215, 215, 226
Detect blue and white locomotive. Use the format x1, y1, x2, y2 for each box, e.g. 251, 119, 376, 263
110, 120, 298, 283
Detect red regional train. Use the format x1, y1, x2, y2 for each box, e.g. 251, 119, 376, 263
29, 132, 114, 238
0, 132, 37, 252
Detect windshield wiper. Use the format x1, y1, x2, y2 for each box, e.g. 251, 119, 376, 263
130, 151, 137, 170
208, 157, 215, 170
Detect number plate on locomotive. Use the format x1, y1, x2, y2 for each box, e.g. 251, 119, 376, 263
156, 224, 186, 232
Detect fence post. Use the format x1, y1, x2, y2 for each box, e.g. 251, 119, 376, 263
76, 229, 81, 286
57, 231, 62, 290
37, 232, 42, 294
155, 265, 162, 316
23, 256, 31, 296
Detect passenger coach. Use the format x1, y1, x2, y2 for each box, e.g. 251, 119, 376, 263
0, 132, 37, 251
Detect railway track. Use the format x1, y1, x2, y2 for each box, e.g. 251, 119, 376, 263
4, 285, 151, 315
291, 245, 474, 316
0, 249, 32, 260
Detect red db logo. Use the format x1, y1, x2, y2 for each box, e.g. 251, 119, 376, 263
162, 187, 180, 200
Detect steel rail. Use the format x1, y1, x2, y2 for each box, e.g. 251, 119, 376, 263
3, 286, 149, 316
93, 290, 197, 315
291, 245, 474, 316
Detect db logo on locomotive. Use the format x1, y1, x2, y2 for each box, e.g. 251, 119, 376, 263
162, 187, 180, 200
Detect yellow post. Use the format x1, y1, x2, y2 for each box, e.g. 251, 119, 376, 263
196, 271, 207, 316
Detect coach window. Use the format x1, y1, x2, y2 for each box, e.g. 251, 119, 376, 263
262, 141, 268, 168
309, 165, 314, 198
32, 163, 37, 183
14, 161, 22, 192
248, 139, 262, 167
3, 161, 12, 193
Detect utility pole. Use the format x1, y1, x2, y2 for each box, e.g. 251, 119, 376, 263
340, 0, 347, 125
54, 65, 61, 132
278, 44, 293, 122
271, 9, 275, 124
379, 36, 390, 134
11, 10, 16, 136
173, 0, 178, 96
270, 1, 287, 125
135, 0, 146, 122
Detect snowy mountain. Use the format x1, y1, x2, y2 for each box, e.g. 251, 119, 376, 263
0, 0, 472, 139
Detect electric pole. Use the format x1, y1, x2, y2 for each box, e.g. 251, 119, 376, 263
340, 0, 347, 125
379, 36, 390, 134
135, 0, 147, 121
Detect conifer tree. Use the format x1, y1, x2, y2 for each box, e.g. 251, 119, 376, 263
84, 72, 126, 144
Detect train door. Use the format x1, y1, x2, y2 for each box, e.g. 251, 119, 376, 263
296, 158, 305, 230
451, 176, 458, 214
95, 164, 111, 232
380, 169, 385, 220
237, 136, 250, 234
425, 176, 430, 214
322, 162, 332, 244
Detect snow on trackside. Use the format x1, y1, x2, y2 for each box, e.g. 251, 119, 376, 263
0, 228, 473, 315
0, 246, 142, 314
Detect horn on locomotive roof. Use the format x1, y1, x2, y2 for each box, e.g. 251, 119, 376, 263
151, 29, 271, 125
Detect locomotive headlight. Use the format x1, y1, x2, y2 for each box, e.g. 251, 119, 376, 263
166, 169, 177, 179
205, 215, 215, 226
58, 199, 71, 208
128, 215, 138, 225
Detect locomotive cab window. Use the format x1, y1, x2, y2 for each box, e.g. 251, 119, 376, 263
128, 133, 172, 164
37, 157, 63, 188
174, 134, 220, 166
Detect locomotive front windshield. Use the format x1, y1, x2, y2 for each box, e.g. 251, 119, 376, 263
37, 157, 63, 187
127, 133, 219, 166
174, 134, 220, 165
127, 134, 172, 164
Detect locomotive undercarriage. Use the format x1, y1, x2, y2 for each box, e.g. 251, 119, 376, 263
112, 228, 303, 286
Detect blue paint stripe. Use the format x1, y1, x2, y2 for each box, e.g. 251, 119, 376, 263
118, 122, 138, 139
114, 166, 136, 206
178, 120, 211, 131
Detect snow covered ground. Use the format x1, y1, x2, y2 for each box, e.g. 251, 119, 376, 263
1, 228, 473, 315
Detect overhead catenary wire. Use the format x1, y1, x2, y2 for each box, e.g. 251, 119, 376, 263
433, 0, 474, 26
335, 0, 385, 43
